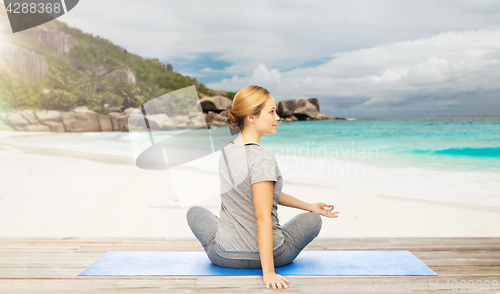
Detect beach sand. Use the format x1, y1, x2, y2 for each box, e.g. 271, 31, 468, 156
0, 131, 499, 238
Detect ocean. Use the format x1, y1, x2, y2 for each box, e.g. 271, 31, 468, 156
2, 112, 499, 207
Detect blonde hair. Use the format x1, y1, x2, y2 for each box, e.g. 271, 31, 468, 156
227, 85, 271, 135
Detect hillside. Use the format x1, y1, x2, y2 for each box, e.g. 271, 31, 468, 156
0, 4, 234, 115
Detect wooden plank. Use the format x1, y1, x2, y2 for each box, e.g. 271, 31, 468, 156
1, 237, 499, 245
0, 242, 201, 248
0, 237, 499, 293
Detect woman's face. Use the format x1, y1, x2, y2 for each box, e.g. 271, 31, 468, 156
252, 96, 280, 135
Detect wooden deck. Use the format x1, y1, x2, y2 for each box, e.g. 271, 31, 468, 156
0, 237, 499, 293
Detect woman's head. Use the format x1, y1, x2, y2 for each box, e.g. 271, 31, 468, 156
227, 85, 280, 136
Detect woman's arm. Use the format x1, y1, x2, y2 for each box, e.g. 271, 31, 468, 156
278, 191, 312, 212
252, 180, 289, 289
252, 180, 275, 274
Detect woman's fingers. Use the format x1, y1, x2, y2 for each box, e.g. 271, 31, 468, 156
326, 211, 339, 218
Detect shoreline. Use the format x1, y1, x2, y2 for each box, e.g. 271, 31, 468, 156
1, 131, 499, 238
2, 138, 499, 213
0, 143, 498, 237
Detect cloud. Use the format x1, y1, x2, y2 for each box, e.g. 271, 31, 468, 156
207, 28, 500, 114
57, 0, 500, 114
210, 64, 281, 91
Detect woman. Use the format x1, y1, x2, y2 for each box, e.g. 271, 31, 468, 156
186, 85, 339, 290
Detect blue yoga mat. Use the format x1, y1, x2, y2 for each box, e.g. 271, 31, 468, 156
78, 250, 437, 276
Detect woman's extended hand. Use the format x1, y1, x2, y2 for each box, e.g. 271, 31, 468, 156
309, 202, 339, 218
263, 272, 290, 289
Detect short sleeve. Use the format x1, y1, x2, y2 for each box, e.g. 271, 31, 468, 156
250, 151, 279, 185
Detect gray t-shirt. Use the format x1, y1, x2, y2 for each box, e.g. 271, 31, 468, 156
214, 141, 285, 260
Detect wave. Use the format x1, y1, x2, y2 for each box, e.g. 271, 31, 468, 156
346, 118, 356, 120
413, 147, 500, 158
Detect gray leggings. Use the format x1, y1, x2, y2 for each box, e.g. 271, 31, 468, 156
186, 206, 322, 269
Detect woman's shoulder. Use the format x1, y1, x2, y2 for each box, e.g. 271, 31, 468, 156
246, 146, 277, 165
222, 143, 276, 161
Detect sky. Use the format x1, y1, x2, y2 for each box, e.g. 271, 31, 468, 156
54, 0, 500, 116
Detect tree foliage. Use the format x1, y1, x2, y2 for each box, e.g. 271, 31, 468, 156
0, 19, 229, 114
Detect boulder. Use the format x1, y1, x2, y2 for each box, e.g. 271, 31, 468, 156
209, 121, 228, 128
33, 110, 61, 122
6, 113, 29, 128
118, 114, 132, 131
22, 31, 78, 54
187, 115, 207, 129
0, 43, 49, 83
98, 114, 113, 132
205, 111, 226, 123
188, 112, 203, 119
211, 90, 228, 96
73, 112, 101, 132
63, 110, 101, 132
176, 122, 187, 129
326, 115, 334, 119
190, 115, 206, 124
167, 63, 173, 71
19, 110, 39, 124
277, 99, 297, 117
314, 112, 327, 120
108, 113, 121, 131
22, 124, 50, 132
189, 121, 208, 129
109, 107, 122, 113
0, 120, 14, 131
146, 114, 170, 130
172, 115, 190, 124
307, 97, 320, 111
60, 112, 76, 132
105, 69, 136, 85
293, 99, 319, 119
93, 65, 108, 76
20, 21, 78, 54
203, 113, 210, 123
197, 96, 232, 112
123, 107, 136, 116
162, 120, 177, 131
41, 121, 65, 132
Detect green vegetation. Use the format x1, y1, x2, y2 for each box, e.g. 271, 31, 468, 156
226, 91, 236, 101
0, 19, 228, 114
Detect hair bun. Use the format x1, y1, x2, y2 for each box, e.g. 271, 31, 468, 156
228, 123, 240, 135
228, 109, 239, 125
227, 108, 240, 135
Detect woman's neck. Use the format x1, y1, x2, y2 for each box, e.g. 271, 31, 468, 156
234, 131, 262, 146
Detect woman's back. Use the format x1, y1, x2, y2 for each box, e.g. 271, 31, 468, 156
215, 141, 285, 260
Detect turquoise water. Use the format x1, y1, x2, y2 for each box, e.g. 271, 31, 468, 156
262, 112, 500, 173
2, 112, 499, 206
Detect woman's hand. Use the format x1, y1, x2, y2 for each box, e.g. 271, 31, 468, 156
309, 202, 339, 218
263, 272, 290, 289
